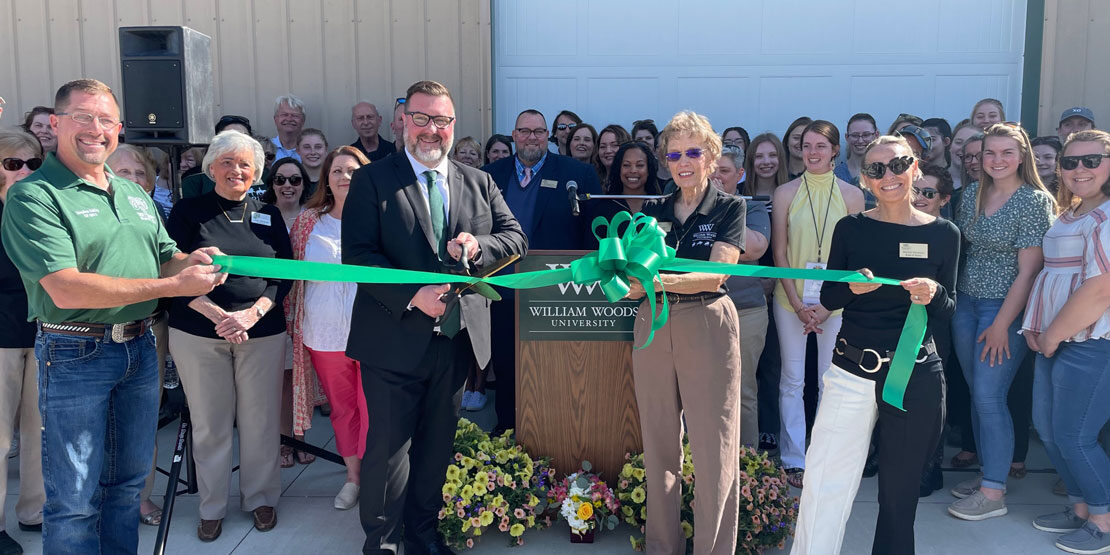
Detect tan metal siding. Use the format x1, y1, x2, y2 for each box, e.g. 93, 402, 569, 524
1038, 0, 1109, 136
0, 0, 492, 150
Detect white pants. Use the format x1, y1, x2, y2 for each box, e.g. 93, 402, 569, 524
791, 365, 876, 554
774, 302, 842, 469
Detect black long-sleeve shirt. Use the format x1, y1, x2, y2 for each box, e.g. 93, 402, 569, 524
165, 191, 292, 339
821, 214, 960, 361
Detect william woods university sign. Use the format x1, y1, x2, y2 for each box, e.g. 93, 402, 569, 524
516, 253, 639, 342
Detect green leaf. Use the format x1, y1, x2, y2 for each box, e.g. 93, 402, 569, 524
581, 460, 592, 472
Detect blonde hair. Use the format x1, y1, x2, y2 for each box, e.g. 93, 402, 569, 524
658, 111, 722, 173
108, 144, 157, 189
974, 123, 1055, 219
0, 129, 42, 160
1056, 129, 1110, 210
970, 98, 1005, 124
452, 136, 481, 158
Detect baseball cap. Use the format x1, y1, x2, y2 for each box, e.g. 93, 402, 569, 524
897, 125, 932, 154
1059, 107, 1095, 126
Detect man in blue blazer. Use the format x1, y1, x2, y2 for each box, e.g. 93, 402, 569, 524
481, 109, 601, 434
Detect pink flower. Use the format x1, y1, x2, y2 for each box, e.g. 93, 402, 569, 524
499, 521, 510, 532
514, 508, 525, 519
487, 483, 495, 491
455, 453, 463, 461
495, 507, 506, 517
466, 539, 474, 548
517, 537, 524, 546
457, 508, 466, 518
741, 485, 751, 497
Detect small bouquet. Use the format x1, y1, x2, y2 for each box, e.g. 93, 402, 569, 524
437, 419, 556, 549
548, 460, 620, 542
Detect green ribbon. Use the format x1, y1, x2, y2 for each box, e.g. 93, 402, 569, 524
208, 212, 928, 410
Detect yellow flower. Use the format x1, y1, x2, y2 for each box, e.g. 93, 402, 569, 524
527, 515, 535, 527
446, 466, 461, 480
681, 521, 693, 538
442, 483, 458, 497
577, 502, 594, 520
460, 485, 474, 500
461, 520, 471, 532
632, 468, 646, 481
509, 523, 525, 537
622, 506, 634, 517
621, 463, 634, 478
528, 494, 540, 506
631, 486, 646, 504
474, 471, 489, 484
640, 506, 647, 520
479, 510, 494, 527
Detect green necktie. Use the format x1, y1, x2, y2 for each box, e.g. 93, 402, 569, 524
423, 170, 446, 260
424, 170, 460, 337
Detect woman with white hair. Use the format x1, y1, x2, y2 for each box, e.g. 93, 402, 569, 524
164, 130, 293, 541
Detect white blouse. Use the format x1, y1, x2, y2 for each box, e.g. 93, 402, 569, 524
302, 214, 356, 352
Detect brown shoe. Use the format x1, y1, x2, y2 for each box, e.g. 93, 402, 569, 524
252, 506, 277, 531
197, 519, 222, 542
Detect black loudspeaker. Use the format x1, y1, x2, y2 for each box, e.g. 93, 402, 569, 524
119, 26, 214, 145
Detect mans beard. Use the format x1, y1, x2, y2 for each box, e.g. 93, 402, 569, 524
517, 144, 546, 165
406, 133, 451, 166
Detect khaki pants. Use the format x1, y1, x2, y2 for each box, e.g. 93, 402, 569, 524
736, 305, 768, 447
633, 296, 741, 555
0, 347, 44, 529
169, 329, 285, 519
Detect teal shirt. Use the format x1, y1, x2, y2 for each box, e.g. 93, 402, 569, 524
1, 153, 179, 324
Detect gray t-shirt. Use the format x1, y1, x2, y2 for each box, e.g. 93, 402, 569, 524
726, 200, 771, 310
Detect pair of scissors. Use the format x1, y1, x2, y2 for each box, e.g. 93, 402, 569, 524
438, 252, 520, 314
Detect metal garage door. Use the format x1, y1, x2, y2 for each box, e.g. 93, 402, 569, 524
492, 0, 1029, 137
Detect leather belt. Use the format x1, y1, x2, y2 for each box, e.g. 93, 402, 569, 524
656, 292, 724, 304
39, 317, 154, 343
834, 337, 936, 374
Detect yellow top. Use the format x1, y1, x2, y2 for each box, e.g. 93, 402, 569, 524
773, 170, 848, 313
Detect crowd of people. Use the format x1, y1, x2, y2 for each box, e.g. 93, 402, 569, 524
0, 78, 1108, 555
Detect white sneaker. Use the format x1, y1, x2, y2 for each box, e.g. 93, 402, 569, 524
334, 482, 359, 510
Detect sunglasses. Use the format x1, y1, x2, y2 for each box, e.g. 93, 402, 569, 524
861, 156, 915, 179
1060, 154, 1110, 171
913, 187, 940, 199
555, 123, 577, 131
2, 157, 43, 172
272, 174, 303, 186
664, 148, 704, 162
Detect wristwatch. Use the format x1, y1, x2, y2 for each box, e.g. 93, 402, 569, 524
254, 306, 266, 318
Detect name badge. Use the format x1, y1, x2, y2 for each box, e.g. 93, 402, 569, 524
657, 221, 672, 233
899, 242, 928, 259
540, 179, 558, 189
802, 261, 827, 305
250, 212, 271, 226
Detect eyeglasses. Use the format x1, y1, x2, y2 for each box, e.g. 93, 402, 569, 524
1060, 153, 1110, 170
633, 119, 654, 127
847, 132, 876, 142
396, 97, 406, 105
272, 174, 303, 186
57, 111, 120, 129
913, 187, 940, 199
1, 157, 43, 172
664, 148, 704, 162
515, 127, 548, 138
555, 123, 577, 131
861, 156, 915, 179
962, 152, 981, 163
406, 111, 455, 129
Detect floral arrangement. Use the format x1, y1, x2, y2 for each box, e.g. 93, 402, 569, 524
615, 439, 798, 553
547, 460, 620, 539
437, 419, 556, 550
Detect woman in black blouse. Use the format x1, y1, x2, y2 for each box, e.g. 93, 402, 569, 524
791, 135, 959, 555
165, 130, 293, 541
628, 111, 746, 555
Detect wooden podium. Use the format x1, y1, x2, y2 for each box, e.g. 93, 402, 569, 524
513, 250, 642, 480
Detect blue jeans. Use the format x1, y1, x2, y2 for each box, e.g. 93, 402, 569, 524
35, 329, 160, 554
951, 292, 1029, 490
1033, 340, 1110, 514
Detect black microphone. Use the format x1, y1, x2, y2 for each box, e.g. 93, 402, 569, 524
567, 180, 580, 216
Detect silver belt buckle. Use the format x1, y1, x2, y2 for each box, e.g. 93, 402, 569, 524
110, 323, 127, 343
860, 348, 889, 374
916, 346, 929, 364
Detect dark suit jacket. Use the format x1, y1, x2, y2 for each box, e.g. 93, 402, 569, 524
342, 151, 527, 374
481, 153, 601, 250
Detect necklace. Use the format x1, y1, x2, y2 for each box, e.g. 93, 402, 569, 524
219, 200, 247, 223
803, 174, 834, 262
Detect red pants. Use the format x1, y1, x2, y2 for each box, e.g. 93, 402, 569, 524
306, 348, 367, 458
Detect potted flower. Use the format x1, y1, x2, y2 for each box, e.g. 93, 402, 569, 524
548, 461, 620, 543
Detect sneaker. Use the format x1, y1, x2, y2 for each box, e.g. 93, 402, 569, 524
948, 490, 1007, 521
759, 432, 778, 452
460, 390, 476, 411
950, 475, 982, 499
334, 482, 360, 510
1056, 521, 1110, 554
469, 391, 487, 411
1033, 506, 1086, 533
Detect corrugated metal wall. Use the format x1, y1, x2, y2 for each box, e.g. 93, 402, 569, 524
0, 0, 493, 149
1037, 0, 1109, 136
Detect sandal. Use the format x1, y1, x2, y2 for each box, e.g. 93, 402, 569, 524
785, 468, 804, 489
296, 449, 316, 465
140, 509, 163, 526
1009, 463, 1027, 479
950, 451, 978, 468
280, 445, 295, 468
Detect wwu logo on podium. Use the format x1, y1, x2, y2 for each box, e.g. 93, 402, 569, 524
546, 263, 600, 295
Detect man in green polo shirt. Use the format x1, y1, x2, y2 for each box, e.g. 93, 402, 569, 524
0, 78, 226, 554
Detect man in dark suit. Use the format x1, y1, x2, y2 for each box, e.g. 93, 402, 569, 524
481, 109, 602, 434
342, 80, 527, 555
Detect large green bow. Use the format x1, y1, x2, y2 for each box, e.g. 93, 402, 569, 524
569, 212, 676, 348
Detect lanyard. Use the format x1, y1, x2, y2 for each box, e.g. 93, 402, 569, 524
803, 175, 833, 262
